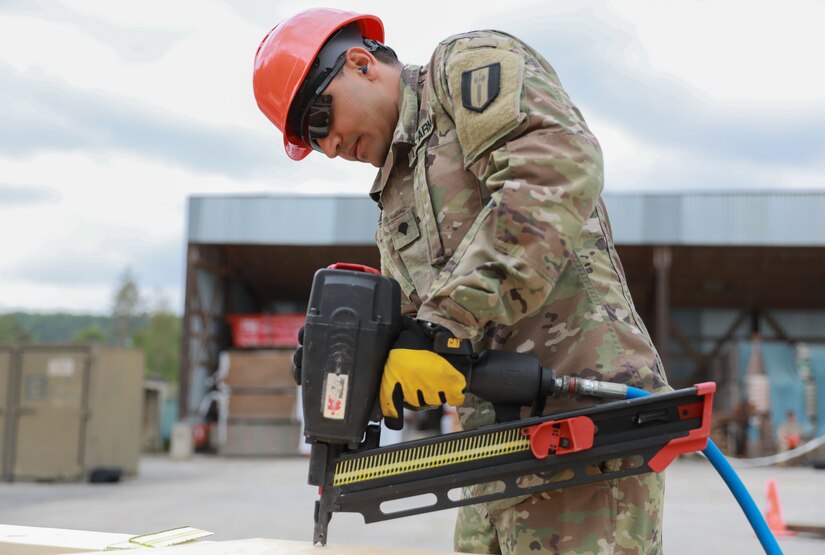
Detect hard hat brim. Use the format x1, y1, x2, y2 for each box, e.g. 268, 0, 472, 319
284, 134, 312, 161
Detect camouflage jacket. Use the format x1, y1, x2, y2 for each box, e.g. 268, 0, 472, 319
371, 30, 669, 422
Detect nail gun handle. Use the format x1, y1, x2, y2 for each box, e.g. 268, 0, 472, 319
466, 351, 556, 420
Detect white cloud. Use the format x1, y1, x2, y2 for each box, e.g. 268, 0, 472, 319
0, 0, 823, 315
0, 1, 265, 128
0, 282, 123, 314
0, 145, 377, 313
592, 115, 825, 192
606, 0, 825, 102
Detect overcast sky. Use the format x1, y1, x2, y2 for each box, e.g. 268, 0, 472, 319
1, 0, 824, 315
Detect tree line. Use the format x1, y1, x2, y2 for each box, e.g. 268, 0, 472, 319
0, 269, 181, 383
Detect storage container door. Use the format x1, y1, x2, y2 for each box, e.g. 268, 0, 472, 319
0, 349, 12, 478
14, 351, 88, 480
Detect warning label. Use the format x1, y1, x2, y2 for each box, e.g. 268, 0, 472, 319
322, 373, 348, 420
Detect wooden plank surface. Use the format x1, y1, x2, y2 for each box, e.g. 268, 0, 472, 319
85, 538, 462, 554
0, 525, 132, 555
1, 527, 463, 555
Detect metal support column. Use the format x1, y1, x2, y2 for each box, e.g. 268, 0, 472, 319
179, 244, 198, 420
653, 246, 672, 369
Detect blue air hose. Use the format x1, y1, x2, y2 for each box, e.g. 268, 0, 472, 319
625, 386, 783, 555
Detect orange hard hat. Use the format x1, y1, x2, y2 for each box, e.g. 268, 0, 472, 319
253, 8, 384, 160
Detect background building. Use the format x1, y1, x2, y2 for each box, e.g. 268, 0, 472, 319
182, 191, 825, 456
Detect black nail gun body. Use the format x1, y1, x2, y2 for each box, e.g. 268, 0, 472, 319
296, 266, 715, 545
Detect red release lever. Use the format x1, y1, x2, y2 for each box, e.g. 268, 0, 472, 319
327, 262, 381, 275
647, 382, 716, 472
521, 416, 595, 459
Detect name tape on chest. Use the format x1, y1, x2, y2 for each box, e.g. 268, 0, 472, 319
414, 114, 434, 146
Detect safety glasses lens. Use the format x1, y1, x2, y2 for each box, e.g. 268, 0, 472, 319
307, 95, 332, 152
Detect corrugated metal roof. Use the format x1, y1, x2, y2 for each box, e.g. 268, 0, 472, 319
187, 195, 378, 245
603, 191, 825, 246
187, 191, 825, 247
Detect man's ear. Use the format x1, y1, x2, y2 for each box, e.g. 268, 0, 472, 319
345, 47, 378, 80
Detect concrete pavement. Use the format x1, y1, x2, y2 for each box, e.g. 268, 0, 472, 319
1, 454, 823, 554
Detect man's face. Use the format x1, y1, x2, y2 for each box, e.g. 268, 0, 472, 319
312, 59, 398, 168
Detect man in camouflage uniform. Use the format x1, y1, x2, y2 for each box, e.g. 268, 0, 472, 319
254, 8, 670, 555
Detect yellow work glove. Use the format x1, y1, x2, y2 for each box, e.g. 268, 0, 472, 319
379, 318, 471, 429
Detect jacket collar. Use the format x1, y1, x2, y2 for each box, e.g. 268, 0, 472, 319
369, 64, 421, 201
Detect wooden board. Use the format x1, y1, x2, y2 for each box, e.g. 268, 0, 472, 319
0, 525, 133, 555
80, 537, 463, 554
0, 527, 463, 555
219, 350, 296, 390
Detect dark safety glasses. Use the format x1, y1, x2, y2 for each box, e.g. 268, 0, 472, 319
306, 94, 333, 151
292, 54, 346, 153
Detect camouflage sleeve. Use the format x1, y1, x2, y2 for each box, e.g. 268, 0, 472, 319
416, 32, 604, 341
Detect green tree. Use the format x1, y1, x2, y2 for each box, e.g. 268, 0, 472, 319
73, 324, 107, 343
10, 312, 113, 343
0, 314, 31, 343
133, 295, 181, 382
110, 268, 142, 347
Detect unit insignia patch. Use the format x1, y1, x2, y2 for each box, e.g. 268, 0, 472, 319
461, 62, 501, 112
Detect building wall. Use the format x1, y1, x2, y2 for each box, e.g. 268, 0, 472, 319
182, 193, 825, 428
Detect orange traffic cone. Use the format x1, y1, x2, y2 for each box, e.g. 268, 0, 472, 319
764, 478, 795, 537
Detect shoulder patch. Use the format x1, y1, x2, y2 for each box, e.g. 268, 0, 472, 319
446, 48, 524, 164
461, 63, 500, 112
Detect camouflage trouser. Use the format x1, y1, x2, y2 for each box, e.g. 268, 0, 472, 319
454, 466, 665, 555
